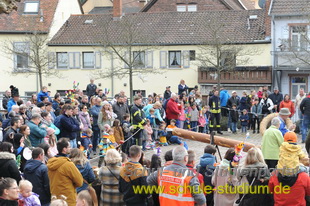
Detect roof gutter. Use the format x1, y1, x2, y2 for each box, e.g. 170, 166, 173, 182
0, 31, 48, 34
48, 40, 271, 47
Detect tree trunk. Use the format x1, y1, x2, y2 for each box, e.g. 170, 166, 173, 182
172, 128, 255, 152
38, 69, 43, 91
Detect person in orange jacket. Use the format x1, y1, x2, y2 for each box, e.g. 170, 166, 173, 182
279, 94, 295, 118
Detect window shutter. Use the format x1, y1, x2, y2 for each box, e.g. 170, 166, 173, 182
145, 51, 153, 68
13, 53, 17, 71
48, 52, 56, 69
69, 52, 75, 69
124, 51, 129, 68
182, 50, 190, 68
74, 52, 80, 69
160, 51, 167, 68
95, 52, 101, 69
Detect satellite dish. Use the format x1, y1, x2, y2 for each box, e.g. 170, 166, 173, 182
258, 0, 266, 9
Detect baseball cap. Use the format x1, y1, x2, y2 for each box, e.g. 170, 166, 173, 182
284, 131, 297, 143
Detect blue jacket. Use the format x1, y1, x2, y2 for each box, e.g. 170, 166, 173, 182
90, 105, 101, 127
27, 121, 47, 147
220, 90, 230, 107
143, 104, 163, 122
251, 104, 262, 119
23, 160, 50, 204
199, 153, 216, 170
279, 117, 288, 137
239, 97, 249, 111
7, 99, 16, 113
52, 100, 59, 111
76, 162, 95, 193
59, 114, 80, 140
240, 114, 249, 126
37, 91, 51, 102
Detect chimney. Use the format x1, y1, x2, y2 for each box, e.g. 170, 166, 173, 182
113, 0, 122, 20
264, 0, 271, 37
139, 0, 146, 9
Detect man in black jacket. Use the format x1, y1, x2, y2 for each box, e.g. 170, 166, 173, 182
268, 87, 283, 113
300, 92, 310, 143
130, 96, 146, 146
59, 106, 80, 148
113, 95, 129, 123
163, 86, 172, 100
24, 148, 51, 205
86, 79, 97, 98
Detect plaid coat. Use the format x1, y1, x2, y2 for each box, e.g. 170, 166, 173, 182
99, 164, 125, 206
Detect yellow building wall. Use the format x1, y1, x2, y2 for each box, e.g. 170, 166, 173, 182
0, 43, 271, 98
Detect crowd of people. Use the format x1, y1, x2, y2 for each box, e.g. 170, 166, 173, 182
0, 79, 309, 206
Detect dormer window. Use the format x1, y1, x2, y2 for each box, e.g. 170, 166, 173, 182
24, 2, 39, 14
176, 3, 197, 12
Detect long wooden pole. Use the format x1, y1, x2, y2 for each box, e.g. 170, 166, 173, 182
172, 128, 255, 152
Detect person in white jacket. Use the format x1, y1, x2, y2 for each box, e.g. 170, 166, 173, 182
260, 92, 274, 116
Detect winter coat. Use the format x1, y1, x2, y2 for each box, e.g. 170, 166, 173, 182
2, 95, 10, 110
0, 152, 21, 182
212, 159, 238, 206
300, 96, 310, 116
113, 126, 124, 144
0, 199, 18, 206
130, 104, 147, 129
239, 97, 249, 111
279, 100, 295, 117
18, 193, 41, 206
23, 159, 51, 204
143, 104, 163, 122
227, 96, 240, 108
220, 90, 230, 107
261, 125, 283, 160
237, 162, 273, 206
27, 121, 47, 147
178, 84, 188, 95
240, 114, 249, 126
165, 98, 180, 120
79, 112, 91, 132
119, 162, 148, 206
98, 111, 115, 130
90, 105, 101, 127
100, 164, 125, 206
199, 153, 216, 171
58, 114, 80, 140
189, 108, 199, 122
75, 162, 95, 193
7, 99, 16, 113
251, 103, 262, 119
86, 83, 97, 97
268, 92, 283, 106
230, 110, 239, 123
37, 91, 51, 102
260, 98, 274, 114
3, 127, 17, 143
164, 90, 171, 100
112, 102, 129, 123
47, 156, 83, 206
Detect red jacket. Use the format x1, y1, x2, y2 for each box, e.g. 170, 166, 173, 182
279, 100, 295, 117
166, 98, 180, 120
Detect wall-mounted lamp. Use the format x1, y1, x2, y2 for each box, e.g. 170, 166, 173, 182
48, 83, 51, 86
123, 83, 127, 87
98, 83, 102, 87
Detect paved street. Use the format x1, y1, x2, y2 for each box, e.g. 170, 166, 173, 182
144, 130, 308, 163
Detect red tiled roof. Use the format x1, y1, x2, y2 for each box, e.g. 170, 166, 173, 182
49, 9, 269, 46
0, 0, 59, 33
269, 0, 310, 16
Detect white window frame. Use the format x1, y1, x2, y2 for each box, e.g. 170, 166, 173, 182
82, 52, 95, 68
290, 25, 307, 51
24, 1, 39, 14
133, 51, 146, 68
169, 51, 182, 68
56, 52, 69, 69
177, 5, 186, 12
187, 4, 197, 12
13, 42, 30, 72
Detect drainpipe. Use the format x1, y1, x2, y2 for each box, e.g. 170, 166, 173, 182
272, 15, 276, 90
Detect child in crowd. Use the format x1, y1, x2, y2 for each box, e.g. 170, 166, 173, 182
158, 123, 168, 146
204, 106, 211, 134
189, 103, 199, 132
184, 103, 191, 129
19, 180, 41, 206
230, 104, 239, 134
277, 131, 308, 175
121, 114, 132, 154
80, 128, 93, 158
112, 119, 124, 145
103, 124, 117, 146
166, 119, 182, 145
146, 108, 156, 128
143, 119, 154, 151
121, 152, 128, 167
240, 109, 249, 133
178, 101, 186, 129
45, 128, 58, 157
98, 132, 114, 167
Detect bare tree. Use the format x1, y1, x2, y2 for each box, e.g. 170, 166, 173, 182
3, 30, 61, 91
196, 15, 261, 90
94, 15, 162, 98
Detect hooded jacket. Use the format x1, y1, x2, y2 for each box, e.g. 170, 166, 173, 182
59, 114, 80, 140
47, 156, 83, 206
0, 152, 21, 183
119, 161, 148, 206
75, 162, 95, 193
27, 121, 47, 147
23, 159, 50, 204
220, 90, 230, 107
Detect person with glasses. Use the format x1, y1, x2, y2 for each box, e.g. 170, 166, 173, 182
0, 177, 19, 205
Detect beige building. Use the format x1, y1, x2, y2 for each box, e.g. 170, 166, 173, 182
0, 0, 82, 96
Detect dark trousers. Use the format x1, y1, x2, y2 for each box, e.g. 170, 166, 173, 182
133, 128, 143, 146
252, 117, 260, 131
265, 159, 278, 169
92, 126, 100, 152
210, 113, 221, 132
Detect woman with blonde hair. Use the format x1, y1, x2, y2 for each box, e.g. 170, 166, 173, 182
69, 148, 95, 193
235, 147, 273, 206
99, 149, 124, 206
98, 101, 116, 137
